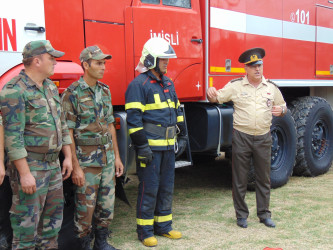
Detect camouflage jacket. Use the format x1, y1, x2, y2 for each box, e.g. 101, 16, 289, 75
0, 70, 72, 167
61, 77, 114, 167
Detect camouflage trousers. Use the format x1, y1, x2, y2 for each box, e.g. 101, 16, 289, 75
8, 166, 64, 250
74, 152, 115, 237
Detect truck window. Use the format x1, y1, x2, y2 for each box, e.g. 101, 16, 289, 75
141, 0, 159, 4
163, 0, 191, 8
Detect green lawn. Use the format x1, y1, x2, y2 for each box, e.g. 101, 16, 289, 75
110, 160, 333, 250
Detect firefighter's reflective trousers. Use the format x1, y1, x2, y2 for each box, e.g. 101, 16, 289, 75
136, 150, 175, 241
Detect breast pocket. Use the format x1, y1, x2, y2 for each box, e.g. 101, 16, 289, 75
235, 92, 252, 109
261, 92, 274, 126
102, 96, 113, 118
52, 95, 62, 116
78, 97, 95, 124
26, 95, 48, 123
261, 92, 274, 110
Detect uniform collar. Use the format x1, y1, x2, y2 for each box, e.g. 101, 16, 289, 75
78, 76, 102, 90
19, 69, 50, 89
146, 70, 169, 83
243, 75, 268, 87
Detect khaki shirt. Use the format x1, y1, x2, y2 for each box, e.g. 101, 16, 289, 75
217, 76, 286, 136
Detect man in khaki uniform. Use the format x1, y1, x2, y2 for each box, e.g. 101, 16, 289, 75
207, 48, 286, 228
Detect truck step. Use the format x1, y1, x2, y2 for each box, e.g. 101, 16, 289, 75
175, 160, 192, 168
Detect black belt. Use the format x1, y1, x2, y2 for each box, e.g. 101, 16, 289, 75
74, 134, 112, 146
28, 151, 59, 163
143, 123, 176, 139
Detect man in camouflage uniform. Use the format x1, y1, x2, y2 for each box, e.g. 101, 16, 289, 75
61, 46, 124, 250
0, 40, 73, 249
0, 115, 5, 186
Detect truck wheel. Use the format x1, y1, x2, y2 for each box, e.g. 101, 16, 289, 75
248, 110, 296, 189
270, 110, 296, 187
291, 97, 333, 176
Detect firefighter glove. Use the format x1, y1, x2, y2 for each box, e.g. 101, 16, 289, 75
176, 136, 187, 158
136, 144, 154, 165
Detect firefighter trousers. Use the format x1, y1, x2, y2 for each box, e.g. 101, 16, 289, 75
136, 150, 175, 241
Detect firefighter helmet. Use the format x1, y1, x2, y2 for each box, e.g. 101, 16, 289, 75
140, 37, 177, 70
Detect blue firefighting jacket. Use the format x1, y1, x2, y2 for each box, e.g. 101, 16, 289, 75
125, 70, 184, 151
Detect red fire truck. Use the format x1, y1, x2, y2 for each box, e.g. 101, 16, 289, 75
0, 0, 333, 248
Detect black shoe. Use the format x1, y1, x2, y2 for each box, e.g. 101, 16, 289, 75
237, 218, 248, 228
78, 234, 93, 250
260, 218, 276, 228
93, 228, 119, 250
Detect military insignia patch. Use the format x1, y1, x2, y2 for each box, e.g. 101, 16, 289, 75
267, 99, 272, 107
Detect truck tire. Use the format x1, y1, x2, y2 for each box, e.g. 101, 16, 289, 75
291, 97, 333, 176
248, 110, 296, 189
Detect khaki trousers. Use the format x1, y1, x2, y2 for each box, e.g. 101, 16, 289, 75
232, 129, 272, 219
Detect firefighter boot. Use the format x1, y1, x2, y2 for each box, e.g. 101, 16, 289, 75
93, 227, 119, 250
161, 230, 182, 239
78, 234, 93, 250
142, 236, 158, 247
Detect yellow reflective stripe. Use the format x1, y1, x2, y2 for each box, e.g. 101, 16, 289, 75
145, 102, 168, 110
148, 138, 175, 146
154, 214, 172, 223
140, 162, 146, 167
129, 127, 143, 134
209, 76, 214, 87
154, 94, 161, 103
210, 66, 245, 73
176, 100, 181, 108
167, 99, 176, 108
177, 116, 184, 122
145, 101, 175, 110
137, 218, 154, 226
125, 102, 145, 112
316, 70, 331, 76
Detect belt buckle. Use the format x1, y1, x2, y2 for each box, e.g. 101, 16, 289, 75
101, 136, 107, 145
166, 126, 175, 139
46, 153, 58, 162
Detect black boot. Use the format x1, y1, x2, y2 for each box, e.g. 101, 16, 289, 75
93, 227, 119, 250
79, 234, 93, 250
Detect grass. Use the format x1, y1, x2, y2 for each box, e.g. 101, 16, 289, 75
109, 160, 333, 250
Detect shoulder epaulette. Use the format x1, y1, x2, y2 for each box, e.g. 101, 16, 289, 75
267, 79, 278, 87
5, 76, 21, 89
230, 77, 243, 83
67, 81, 80, 92
98, 81, 109, 89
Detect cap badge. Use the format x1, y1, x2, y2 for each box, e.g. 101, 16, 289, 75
250, 55, 259, 61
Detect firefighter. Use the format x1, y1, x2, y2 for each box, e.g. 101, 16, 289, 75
61, 46, 124, 250
207, 48, 287, 229
125, 37, 187, 247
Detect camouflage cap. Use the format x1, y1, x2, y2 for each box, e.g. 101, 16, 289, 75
22, 40, 65, 59
80, 46, 112, 62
